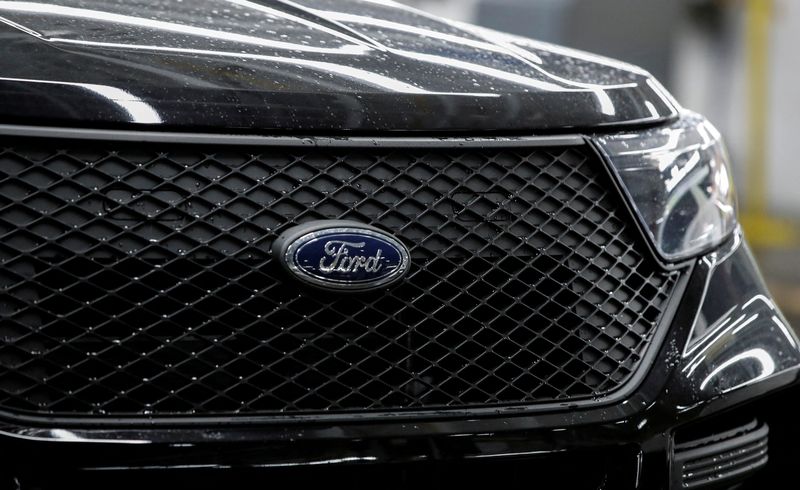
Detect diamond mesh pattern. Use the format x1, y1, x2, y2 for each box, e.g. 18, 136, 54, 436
0, 139, 679, 416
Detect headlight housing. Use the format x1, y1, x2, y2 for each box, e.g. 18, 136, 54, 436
596, 112, 737, 261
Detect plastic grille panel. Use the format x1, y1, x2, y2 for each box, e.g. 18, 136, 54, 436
0, 139, 679, 416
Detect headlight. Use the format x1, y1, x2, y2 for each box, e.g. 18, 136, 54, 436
596, 112, 737, 261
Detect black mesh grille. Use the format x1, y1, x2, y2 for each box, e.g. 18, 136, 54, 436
0, 138, 680, 417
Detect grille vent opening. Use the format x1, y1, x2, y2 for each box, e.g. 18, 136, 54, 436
674, 418, 768, 489
0, 139, 679, 417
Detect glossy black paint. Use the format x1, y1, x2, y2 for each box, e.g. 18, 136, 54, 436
0, 0, 678, 133
0, 2, 797, 488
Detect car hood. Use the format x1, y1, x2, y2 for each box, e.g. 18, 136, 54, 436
0, 0, 679, 133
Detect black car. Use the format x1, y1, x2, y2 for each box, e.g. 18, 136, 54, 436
0, 1, 797, 488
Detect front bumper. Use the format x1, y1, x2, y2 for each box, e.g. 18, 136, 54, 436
0, 232, 798, 489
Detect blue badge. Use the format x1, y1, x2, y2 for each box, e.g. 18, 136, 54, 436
273, 221, 410, 291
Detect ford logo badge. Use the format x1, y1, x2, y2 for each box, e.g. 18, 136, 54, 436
272, 221, 411, 291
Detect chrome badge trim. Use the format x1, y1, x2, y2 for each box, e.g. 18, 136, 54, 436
273, 221, 410, 291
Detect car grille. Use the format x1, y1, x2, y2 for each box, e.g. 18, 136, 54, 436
0, 137, 680, 417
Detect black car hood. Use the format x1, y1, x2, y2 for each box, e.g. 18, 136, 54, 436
0, 0, 679, 133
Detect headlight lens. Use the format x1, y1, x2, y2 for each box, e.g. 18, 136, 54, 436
596, 112, 737, 261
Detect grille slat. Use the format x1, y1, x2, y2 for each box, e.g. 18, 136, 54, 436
0, 140, 678, 417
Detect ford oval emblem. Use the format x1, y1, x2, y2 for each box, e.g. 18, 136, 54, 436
272, 221, 410, 291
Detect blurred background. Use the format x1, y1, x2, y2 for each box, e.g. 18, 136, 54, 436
400, 0, 800, 327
